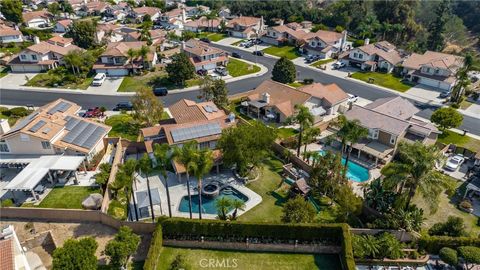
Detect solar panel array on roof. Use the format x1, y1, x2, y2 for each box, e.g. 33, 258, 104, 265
47, 101, 72, 115
61, 119, 107, 149
7, 111, 39, 134
171, 122, 221, 143
64, 116, 81, 131
28, 120, 46, 133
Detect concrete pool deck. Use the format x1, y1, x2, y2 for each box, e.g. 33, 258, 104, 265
131, 170, 262, 220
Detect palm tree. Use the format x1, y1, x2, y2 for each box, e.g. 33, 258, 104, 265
216, 197, 232, 220
302, 127, 321, 159
288, 105, 314, 157
230, 199, 246, 220
138, 154, 155, 222
190, 148, 214, 219
153, 143, 175, 218
382, 142, 445, 211
138, 45, 150, 70
360, 234, 381, 259
174, 141, 198, 219
94, 163, 112, 194
451, 53, 473, 102
64, 50, 82, 75
126, 48, 138, 75
336, 115, 368, 178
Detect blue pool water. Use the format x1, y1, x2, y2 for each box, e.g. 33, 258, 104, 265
178, 187, 249, 214
318, 150, 370, 182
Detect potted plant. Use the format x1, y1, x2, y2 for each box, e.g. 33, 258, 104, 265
459, 199, 473, 213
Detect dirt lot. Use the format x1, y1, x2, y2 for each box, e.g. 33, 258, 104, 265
0, 220, 151, 268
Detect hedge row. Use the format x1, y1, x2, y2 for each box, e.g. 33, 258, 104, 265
144, 224, 163, 270
419, 235, 480, 254
341, 225, 356, 270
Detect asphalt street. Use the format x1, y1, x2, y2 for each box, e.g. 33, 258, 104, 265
1, 43, 479, 136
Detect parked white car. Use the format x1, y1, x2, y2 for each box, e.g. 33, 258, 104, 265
332, 61, 346, 69
347, 94, 358, 103
215, 66, 228, 76
92, 73, 106, 86
444, 154, 465, 171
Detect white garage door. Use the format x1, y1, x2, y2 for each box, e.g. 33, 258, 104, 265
419, 77, 452, 91
10, 65, 42, 73
96, 69, 129, 77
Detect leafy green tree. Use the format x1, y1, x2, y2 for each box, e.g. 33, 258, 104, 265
127, 48, 138, 74
166, 53, 195, 85
336, 115, 368, 178
451, 54, 474, 103
200, 77, 229, 108
302, 127, 320, 160
68, 20, 97, 49
382, 142, 445, 211
356, 15, 381, 39
352, 234, 380, 259
439, 247, 458, 267
104, 226, 140, 268
94, 163, 112, 193
377, 232, 404, 260
0, 0, 23, 24
181, 30, 196, 41
173, 141, 198, 219
335, 184, 362, 223
281, 195, 316, 223
364, 178, 395, 213
52, 237, 98, 270
216, 197, 232, 220
309, 151, 346, 198
458, 246, 480, 270
139, 154, 155, 221
169, 254, 189, 270
64, 50, 83, 75
430, 107, 463, 132
60, 1, 74, 14
190, 148, 214, 220
138, 45, 150, 70
218, 122, 276, 176
153, 143, 175, 217
287, 105, 313, 157
272, 57, 296, 84
373, 0, 419, 40
429, 216, 467, 237
131, 87, 164, 127
48, 3, 61, 16
427, 0, 451, 51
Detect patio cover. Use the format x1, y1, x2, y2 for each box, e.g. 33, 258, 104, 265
2, 155, 85, 191
136, 188, 161, 208
465, 176, 480, 197
353, 140, 394, 159
310, 106, 326, 116
248, 100, 268, 108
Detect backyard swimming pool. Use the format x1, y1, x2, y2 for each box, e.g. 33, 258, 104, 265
318, 150, 370, 182
178, 186, 249, 214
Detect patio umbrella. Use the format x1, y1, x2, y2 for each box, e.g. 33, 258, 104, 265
266, 113, 276, 119
81, 193, 103, 210
241, 101, 249, 106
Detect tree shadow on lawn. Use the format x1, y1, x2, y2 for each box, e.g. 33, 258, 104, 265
270, 191, 288, 207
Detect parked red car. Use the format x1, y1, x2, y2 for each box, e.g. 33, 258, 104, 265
83, 107, 102, 118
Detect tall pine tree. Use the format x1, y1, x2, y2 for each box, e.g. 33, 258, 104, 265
427, 0, 451, 52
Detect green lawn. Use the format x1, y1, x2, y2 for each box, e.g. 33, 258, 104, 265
227, 59, 260, 77
196, 32, 227, 42
36, 186, 101, 209
157, 247, 342, 270
311, 58, 335, 67
238, 157, 286, 223
262, 46, 301, 60
277, 127, 298, 139
459, 100, 473, 109
351, 72, 413, 92
287, 81, 306, 88
25, 73, 93, 90
0, 67, 9, 78
118, 71, 202, 92
437, 130, 480, 153
105, 114, 140, 141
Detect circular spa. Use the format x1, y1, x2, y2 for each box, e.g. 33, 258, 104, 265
202, 183, 220, 197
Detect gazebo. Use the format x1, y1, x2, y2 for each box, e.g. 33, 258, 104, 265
135, 188, 161, 219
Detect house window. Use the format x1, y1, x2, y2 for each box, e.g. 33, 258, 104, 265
20, 54, 27, 60
41, 141, 51, 149
353, 52, 358, 58
20, 134, 30, 142
199, 141, 210, 149
390, 135, 396, 145
31, 54, 37, 60
358, 54, 363, 59
368, 129, 379, 139
0, 140, 9, 153
426, 67, 431, 73
435, 69, 440, 74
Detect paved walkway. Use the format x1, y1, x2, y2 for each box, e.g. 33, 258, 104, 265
85, 77, 124, 94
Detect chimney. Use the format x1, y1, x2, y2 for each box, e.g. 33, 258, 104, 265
364, 38, 370, 45
181, 40, 186, 51
181, 8, 186, 23
33, 36, 40, 44
263, 92, 270, 104
341, 30, 347, 51
0, 119, 11, 135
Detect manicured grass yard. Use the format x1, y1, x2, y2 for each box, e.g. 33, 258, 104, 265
460, 100, 473, 109
36, 186, 101, 209
437, 130, 480, 153
287, 81, 306, 88
25, 73, 93, 90
351, 71, 413, 92
196, 32, 227, 42
227, 59, 260, 77
277, 127, 298, 139
0, 67, 9, 78
262, 46, 301, 60
105, 114, 140, 141
311, 58, 335, 67
157, 247, 342, 270
238, 157, 286, 223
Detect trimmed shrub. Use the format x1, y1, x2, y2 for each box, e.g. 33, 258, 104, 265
280, 136, 298, 149
460, 200, 473, 209
418, 235, 480, 254
144, 224, 163, 270
303, 78, 314, 85
439, 247, 458, 266
458, 246, 480, 267
428, 216, 467, 237
9, 107, 29, 117
0, 199, 14, 207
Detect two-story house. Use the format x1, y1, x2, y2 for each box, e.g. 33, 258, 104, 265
95, 23, 125, 44
158, 8, 187, 29
340, 40, 404, 73
261, 23, 309, 46
402, 51, 464, 91
104, 2, 129, 21
0, 24, 24, 44
124, 29, 167, 46
54, 19, 73, 33
184, 17, 222, 33
22, 10, 53, 28
344, 96, 440, 166
131, 6, 161, 22
0, 98, 110, 161
8, 37, 83, 73
226, 16, 265, 39
182, 39, 228, 71
92, 41, 157, 76
184, 5, 210, 17
243, 80, 349, 123
78, 1, 110, 17
140, 99, 236, 179
301, 30, 350, 59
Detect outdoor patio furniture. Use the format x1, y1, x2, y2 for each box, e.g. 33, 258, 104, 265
33, 184, 45, 194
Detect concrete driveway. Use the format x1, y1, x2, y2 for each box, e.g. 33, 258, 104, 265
405, 85, 446, 104
0, 73, 38, 89
85, 77, 124, 94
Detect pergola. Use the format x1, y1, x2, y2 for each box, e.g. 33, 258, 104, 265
1, 155, 85, 202
464, 176, 480, 198
135, 188, 161, 219
351, 139, 394, 167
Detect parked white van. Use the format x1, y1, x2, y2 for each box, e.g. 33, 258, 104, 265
92, 73, 106, 86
